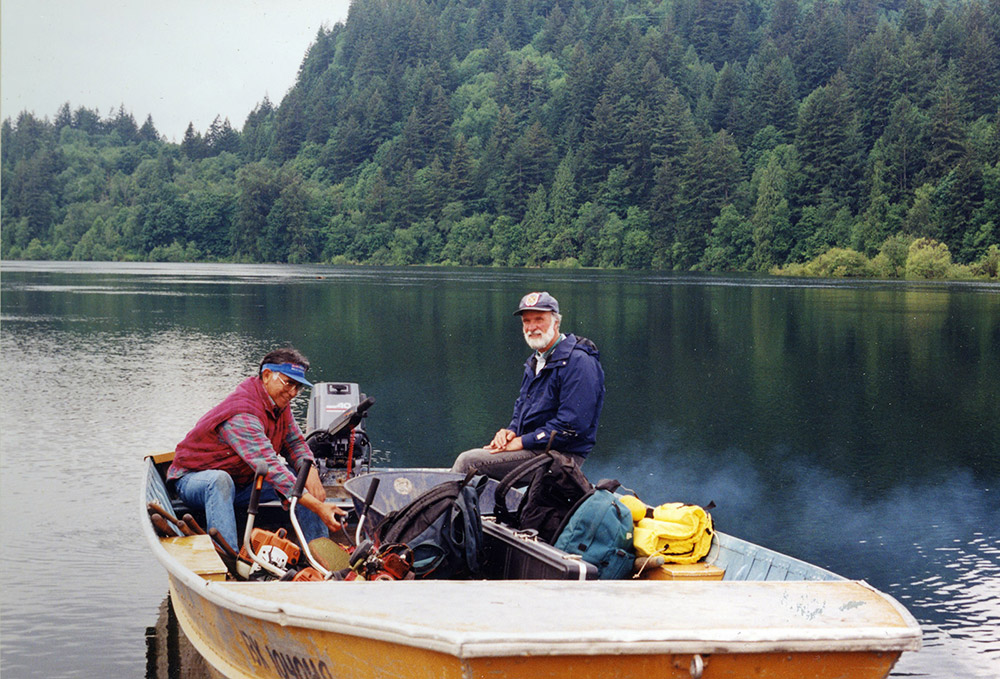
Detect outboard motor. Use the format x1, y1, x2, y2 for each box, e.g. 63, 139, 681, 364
304, 382, 374, 479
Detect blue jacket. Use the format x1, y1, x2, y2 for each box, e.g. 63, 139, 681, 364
508, 334, 605, 457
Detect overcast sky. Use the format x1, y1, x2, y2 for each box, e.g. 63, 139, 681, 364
1, 0, 352, 141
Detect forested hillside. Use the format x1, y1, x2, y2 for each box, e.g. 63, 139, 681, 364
3, 0, 999, 274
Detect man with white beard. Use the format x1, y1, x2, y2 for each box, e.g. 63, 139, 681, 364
451, 291, 605, 479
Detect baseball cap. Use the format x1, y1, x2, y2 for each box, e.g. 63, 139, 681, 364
515, 291, 559, 315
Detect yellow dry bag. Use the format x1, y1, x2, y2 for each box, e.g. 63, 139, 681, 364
618, 495, 714, 564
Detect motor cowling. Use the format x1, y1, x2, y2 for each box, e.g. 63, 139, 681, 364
304, 382, 373, 472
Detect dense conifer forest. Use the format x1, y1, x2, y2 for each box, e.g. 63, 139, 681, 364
3, 0, 999, 276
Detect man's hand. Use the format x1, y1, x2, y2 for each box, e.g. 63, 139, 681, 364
488, 428, 523, 452
300, 493, 348, 533
500, 436, 524, 451
488, 428, 517, 450
315, 502, 348, 533
305, 465, 326, 502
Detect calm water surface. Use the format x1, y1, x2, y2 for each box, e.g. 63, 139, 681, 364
1, 261, 997, 678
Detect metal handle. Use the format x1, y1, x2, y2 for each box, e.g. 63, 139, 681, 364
690, 654, 704, 679
292, 458, 312, 498
247, 461, 268, 515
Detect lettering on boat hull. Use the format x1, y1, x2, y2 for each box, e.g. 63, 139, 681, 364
240, 630, 333, 679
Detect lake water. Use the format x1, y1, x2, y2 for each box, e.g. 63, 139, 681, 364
1, 261, 997, 678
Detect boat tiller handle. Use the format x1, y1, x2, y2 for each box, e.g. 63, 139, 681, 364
355, 477, 380, 546
362, 477, 380, 513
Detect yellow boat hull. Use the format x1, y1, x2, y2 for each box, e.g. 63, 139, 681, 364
167, 568, 915, 679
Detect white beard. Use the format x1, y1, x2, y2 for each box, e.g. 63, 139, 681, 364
524, 323, 557, 352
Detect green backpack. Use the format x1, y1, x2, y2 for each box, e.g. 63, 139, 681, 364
552, 481, 635, 580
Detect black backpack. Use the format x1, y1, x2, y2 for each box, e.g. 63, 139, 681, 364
375, 472, 484, 579
493, 451, 592, 543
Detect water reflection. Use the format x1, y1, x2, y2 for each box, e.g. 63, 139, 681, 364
0, 322, 258, 677
145, 596, 219, 679
1, 262, 997, 678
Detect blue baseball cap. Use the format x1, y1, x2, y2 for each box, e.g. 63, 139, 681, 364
261, 362, 313, 388
515, 291, 559, 315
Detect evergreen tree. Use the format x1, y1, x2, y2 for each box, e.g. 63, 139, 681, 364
5, 148, 61, 247
422, 155, 450, 219
499, 122, 554, 219
518, 185, 550, 266
795, 71, 862, 207
958, 7, 1000, 118
271, 88, 308, 162
926, 67, 970, 180
625, 102, 657, 205
72, 106, 103, 135
750, 151, 794, 269
548, 152, 579, 260
181, 123, 207, 160
139, 115, 161, 142
205, 116, 240, 155
328, 116, 368, 179
853, 156, 903, 255
795, 0, 848, 95
390, 160, 425, 228
656, 86, 700, 165
877, 97, 929, 200
581, 92, 627, 187
110, 105, 141, 143
231, 163, 281, 261
55, 103, 73, 130
746, 44, 799, 134
900, 0, 927, 35
850, 24, 901, 144
708, 62, 746, 139
935, 154, 986, 258
242, 97, 275, 162
449, 135, 477, 206
674, 136, 717, 267
265, 176, 318, 263
770, 0, 800, 50
649, 154, 683, 262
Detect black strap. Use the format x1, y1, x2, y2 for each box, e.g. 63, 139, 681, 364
379, 472, 483, 545
493, 452, 555, 525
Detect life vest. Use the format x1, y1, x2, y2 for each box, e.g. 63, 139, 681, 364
618, 495, 714, 565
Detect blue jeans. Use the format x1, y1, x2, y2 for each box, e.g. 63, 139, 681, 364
175, 469, 328, 550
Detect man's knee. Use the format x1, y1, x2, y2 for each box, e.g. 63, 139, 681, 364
450, 451, 471, 473
179, 469, 236, 505
206, 471, 236, 500
451, 448, 487, 473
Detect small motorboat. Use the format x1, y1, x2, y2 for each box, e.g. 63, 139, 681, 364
142, 382, 921, 679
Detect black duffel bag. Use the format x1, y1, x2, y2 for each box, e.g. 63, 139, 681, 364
493, 451, 591, 543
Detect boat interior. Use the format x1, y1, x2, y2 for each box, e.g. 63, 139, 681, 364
146, 381, 843, 584
145, 453, 842, 585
